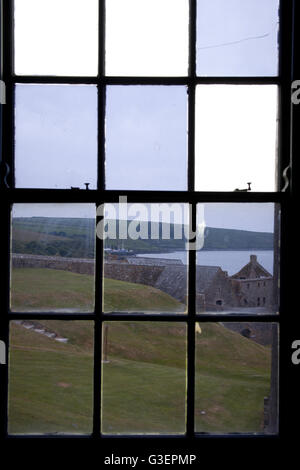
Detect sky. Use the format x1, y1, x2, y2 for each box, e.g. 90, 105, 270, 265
14, 0, 279, 77
15, 84, 98, 189
196, 0, 279, 76
13, 0, 279, 232
105, 86, 188, 190
14, 0, 99, 76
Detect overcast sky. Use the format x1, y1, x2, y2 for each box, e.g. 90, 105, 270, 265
13, 0, 279, 233
14, 0, 279, 76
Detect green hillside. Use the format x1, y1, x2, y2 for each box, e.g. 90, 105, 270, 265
8, 319, 271, 435
12, 217, 274, 257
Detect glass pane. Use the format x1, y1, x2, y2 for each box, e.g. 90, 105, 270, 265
8, 320, 94, 434
105, 86, 188, 190
196, 203, 279, 314
195, 85, 278, 192
15, 85, 97, 189
101, 322, 187, 434
14, 0, 98, 76
195, 322, 279, 434
105, 0, 189, 76
11, 204, 96, 313
196, 0, 279, 76
101, 202, 188, 313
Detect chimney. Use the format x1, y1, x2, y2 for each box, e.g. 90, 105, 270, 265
250, 255, 257, 263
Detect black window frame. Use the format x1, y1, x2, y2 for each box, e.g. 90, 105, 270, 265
0, 0, 298, 446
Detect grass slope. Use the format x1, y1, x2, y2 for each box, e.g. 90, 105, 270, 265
9, 319, 271, 435
11, 268, 183, 312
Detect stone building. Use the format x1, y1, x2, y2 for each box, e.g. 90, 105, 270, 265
230, 254, 274, 310
12, 252, 274, 313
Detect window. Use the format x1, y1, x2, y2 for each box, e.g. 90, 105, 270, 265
0, 0, 297, 453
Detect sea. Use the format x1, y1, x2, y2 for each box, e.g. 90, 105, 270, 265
137, 250, 274, 276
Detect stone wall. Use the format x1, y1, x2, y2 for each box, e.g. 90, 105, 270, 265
12, 253, 95, 275
12, 254, 185, 302
12, 253, 273, 310
238, 278, 274, 308
204, 270, 242, 310
104, 263, 165, 292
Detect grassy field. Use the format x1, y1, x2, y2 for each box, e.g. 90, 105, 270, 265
8, 267, 272, 434
8, 323, 94, 434
11, 267, 184, 312
8, 318, 271, 435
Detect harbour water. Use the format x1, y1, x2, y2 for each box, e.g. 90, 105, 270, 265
138, 250, 274, 276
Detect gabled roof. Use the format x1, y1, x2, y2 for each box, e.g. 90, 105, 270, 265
231, 255, 272, 279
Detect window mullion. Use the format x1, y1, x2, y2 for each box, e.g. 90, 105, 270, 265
186, 202, 197, 437
92, 0, 106, 438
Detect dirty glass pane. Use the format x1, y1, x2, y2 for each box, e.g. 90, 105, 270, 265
195, 322, 279, 434
101, 322, 187, 434
196, 203, 279, 314
101, 203, 189, 314
8, 320, 94, 434
10, 204, 96, 313
14, 0, 98, 76
197, 0, 279, 76
105, 86, 188, 190
15, 85, 97, 189
105, 0, 189, 76
195, 85, 278, 192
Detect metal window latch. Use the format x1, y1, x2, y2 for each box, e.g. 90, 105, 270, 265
234, 182, 252, 192
282, 164, 291, 192
70, 183, 90, 190
0, 161, 10, 188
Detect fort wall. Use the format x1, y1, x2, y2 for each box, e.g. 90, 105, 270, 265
12, 253, 274, 310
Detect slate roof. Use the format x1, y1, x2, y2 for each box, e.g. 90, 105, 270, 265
126, 257, 184, 266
